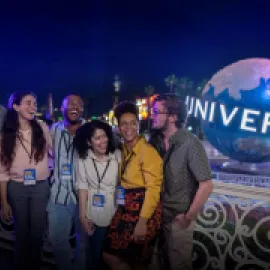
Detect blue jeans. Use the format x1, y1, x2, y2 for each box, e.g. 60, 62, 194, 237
87, 226, 108, 270
47, 200, 87, 270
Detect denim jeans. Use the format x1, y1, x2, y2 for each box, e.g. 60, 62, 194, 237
47, 200, 87, 270
87, 226, 108, 269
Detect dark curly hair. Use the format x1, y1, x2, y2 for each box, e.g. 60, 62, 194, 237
0, 91, 47, 170
153, 93, 187, 128
73, 120, 116, 159
114, 101, 139, 123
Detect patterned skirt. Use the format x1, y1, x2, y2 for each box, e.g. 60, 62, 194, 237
103, 187, 162, 264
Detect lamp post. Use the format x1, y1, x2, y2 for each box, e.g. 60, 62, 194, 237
46, 93, 54, 121
113, 74, 121, 108
109, 75, 121, 126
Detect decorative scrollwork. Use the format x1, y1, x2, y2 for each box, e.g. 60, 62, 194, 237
213, 230, 231, 246
234, 197, 252, 211
195, 190, 270, 270
1, 182, 269, 269
209, 257, 220, 270
197, 196, 230, 230
232, 246, 249, 261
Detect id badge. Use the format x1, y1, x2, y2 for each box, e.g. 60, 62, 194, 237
92, 194, 105, 211
116, 186, 125, 205
61, 164, 72, 180
24, 169, 36, 186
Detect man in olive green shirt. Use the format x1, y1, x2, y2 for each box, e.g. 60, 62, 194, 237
151, 94, 213, 270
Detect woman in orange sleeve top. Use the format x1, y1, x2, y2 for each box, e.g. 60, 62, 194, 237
103, 101, 163, 270
0, 91, 52, 270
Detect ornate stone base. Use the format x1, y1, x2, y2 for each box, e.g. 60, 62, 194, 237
220, 161, 270, 176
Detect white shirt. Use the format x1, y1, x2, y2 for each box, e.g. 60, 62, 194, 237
76, 149, 121, 227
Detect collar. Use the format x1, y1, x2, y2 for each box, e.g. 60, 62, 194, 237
54, 119, 86, 132
169, 128, 189, 145
88, 149, 116, 162
123, 136, 146, 157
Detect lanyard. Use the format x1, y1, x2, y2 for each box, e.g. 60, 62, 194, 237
17, 134, 32, 161
62, 132, 73, 156
92, 159, 111, 191
121, 152, 134, 178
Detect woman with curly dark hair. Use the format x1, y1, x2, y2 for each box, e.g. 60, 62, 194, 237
103, 101, 163, 270
73, 120, 120, 269
0, 91, 52, 270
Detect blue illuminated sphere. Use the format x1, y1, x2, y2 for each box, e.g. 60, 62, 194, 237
201, 58, 270, 163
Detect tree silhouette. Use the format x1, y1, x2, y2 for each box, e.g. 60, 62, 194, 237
196, 78, 208, 97
175, 77, 194, 98
165, 74, 178, 93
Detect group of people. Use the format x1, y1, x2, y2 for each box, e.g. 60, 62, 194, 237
0, 90, 213, 270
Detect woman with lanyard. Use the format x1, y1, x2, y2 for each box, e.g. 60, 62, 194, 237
0, 91, 52, 270
103, 101, 163, 270
73, 120, 120, 269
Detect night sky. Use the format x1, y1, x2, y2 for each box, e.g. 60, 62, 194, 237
0, 0, 270, 114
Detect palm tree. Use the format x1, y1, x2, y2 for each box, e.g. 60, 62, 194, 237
165, 74, 178, 93
145, 85, 155, 131
196, 78, 208, 97
176, 77, 194, 98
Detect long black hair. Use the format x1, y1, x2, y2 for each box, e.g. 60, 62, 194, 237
0, 91, 47, 170
73, 120, 116, 159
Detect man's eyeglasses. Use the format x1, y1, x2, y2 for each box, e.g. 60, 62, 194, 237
151, 109, 168, 115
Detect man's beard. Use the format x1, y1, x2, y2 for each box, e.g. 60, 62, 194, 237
64, 111, 81, 125
154, 118, 169, 133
